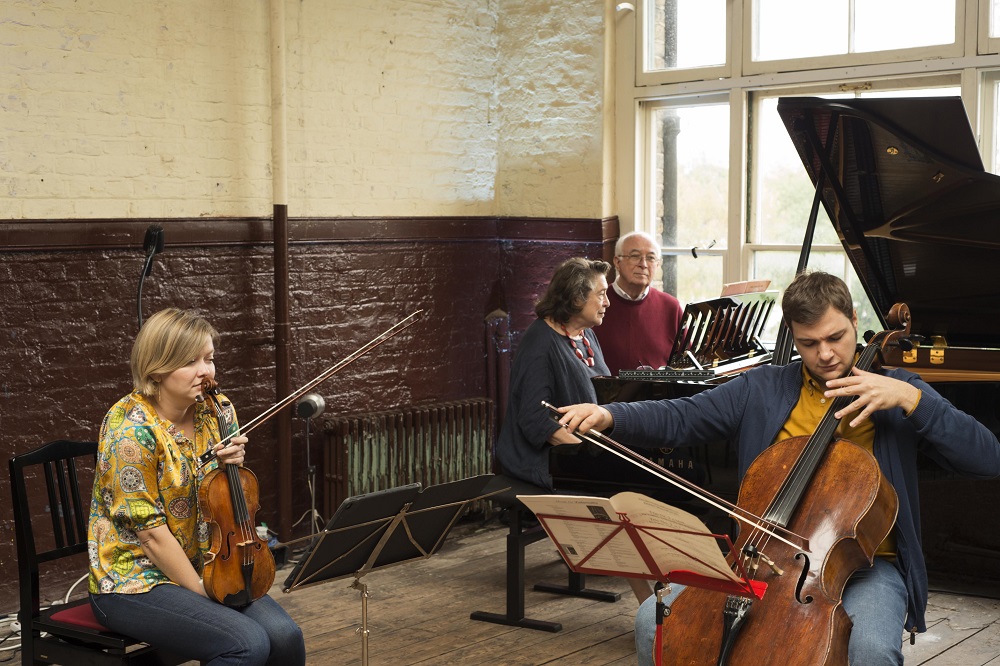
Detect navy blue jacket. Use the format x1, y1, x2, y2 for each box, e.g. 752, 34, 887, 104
605, 361, 1000, 633
497, 318, 610, 490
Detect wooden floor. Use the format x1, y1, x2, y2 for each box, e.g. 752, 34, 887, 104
252, 520, 998, 665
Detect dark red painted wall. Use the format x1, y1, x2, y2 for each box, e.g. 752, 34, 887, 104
0, 215, 616, 612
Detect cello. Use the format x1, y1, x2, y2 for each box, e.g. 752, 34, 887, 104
561, 307, 910, 665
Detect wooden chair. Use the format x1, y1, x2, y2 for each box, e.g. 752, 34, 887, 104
10, 439, 186, 666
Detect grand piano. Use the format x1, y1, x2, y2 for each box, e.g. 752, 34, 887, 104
554, 96, 1000, 596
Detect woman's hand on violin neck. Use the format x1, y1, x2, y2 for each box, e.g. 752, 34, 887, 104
825, 367, 921, 427
557, 403, 614, 437
215, 435, 248, 466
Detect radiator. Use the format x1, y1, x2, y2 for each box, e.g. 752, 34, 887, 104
322, 399, 494, 519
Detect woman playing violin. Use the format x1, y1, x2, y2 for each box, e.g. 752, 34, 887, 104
559, 271, 1000, 666
87, 308, 305, 666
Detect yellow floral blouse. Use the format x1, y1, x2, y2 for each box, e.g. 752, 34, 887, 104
87, 391, 229, 594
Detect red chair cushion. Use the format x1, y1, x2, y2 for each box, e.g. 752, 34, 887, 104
50, 602, 107, 632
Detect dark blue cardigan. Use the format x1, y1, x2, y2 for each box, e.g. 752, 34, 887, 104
605, 361, 1000, 634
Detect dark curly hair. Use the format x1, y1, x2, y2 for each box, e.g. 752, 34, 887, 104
534, 257, 611, 325
781, 270, 855, 327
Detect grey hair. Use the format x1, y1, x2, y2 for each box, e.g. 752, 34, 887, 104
614, 231, 661, 256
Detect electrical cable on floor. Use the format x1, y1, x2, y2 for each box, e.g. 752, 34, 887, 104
0, 612, 21, 661
64, 573, 89, 604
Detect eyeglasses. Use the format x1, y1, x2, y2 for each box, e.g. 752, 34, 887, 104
618, 253, 660, 265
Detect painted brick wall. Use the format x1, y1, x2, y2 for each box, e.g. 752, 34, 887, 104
495, 0, 606, 218
2, 0, 608, 219
0, 226, 608, 613
0, 0, 613, 615
2, 1, 272, 218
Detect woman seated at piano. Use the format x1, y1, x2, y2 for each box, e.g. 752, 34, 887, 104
495, 257, 611, 491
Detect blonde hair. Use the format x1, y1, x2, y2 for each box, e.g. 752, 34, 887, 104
131, 309, 218, 397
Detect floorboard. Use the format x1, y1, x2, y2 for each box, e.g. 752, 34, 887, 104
168, 519, 1000, 665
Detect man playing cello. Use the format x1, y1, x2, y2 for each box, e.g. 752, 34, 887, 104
557, 271, 1000, 665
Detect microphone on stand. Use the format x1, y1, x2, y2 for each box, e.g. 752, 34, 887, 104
296, 393, 326, 419
137, 224, 165, 329
296, 394, 326, 535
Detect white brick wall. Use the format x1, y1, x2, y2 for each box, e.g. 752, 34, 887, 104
1, 0, 608, 220
495, 0, 606, 218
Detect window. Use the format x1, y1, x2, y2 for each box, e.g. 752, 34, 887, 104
635, 0, 964, 84
617, 0, 996, 342
753, 0, 958, 62
646, 0, 727, 71
644, 100, 730, 302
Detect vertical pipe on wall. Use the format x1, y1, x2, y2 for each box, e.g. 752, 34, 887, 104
270, 0, 293, 541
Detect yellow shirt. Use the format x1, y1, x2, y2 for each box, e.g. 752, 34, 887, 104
88, 391, 227, 594
774, 365, 897, 559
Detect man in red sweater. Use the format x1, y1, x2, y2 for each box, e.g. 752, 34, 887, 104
596, 231, 683, 375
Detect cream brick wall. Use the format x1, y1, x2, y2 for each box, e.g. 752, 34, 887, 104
1, 0, 609, 220
495, 0, 606, 218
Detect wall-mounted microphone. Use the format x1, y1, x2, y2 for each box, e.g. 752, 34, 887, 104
137, 224, 165, 329
141, 224, 165, 278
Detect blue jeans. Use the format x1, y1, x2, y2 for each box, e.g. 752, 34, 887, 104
90, 585, 305, 666
634, 558, 906, 666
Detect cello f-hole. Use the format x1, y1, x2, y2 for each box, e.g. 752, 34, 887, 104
794, 552, 813, 604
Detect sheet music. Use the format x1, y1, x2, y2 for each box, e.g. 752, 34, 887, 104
518, 492, 742, 583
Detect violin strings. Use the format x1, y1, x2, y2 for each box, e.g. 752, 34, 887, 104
215, 398, 256, 562
197, 310, 423, 470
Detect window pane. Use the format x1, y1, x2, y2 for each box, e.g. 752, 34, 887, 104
750, 250, 879, 341
753, 98, 840, 245
754, 0, 955, 61
647, 0, 726, 71
994, 0, 1000, 38
662, 254, 724, 305
754, 0, 848, 61
854, 0, 955, 52
653, 103, 729, 251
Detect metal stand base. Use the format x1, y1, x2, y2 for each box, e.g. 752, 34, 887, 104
352, 579, 371, 665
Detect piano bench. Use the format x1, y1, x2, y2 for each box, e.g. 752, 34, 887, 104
470, 474, 621, 633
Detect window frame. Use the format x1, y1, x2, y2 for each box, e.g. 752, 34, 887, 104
741, 0, 967, 77
616, 0, 1000, 304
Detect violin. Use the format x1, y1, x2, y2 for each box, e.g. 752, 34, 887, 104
198, 379, 276, 608
190, 310, 424, 607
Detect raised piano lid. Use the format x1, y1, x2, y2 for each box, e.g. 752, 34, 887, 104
777, 96, 1000, 375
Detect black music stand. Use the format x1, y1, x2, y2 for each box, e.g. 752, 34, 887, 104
282, 474, 494, 665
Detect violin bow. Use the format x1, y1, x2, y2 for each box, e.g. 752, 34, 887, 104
542, 401, 811, 554
197, 309, 424, 470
